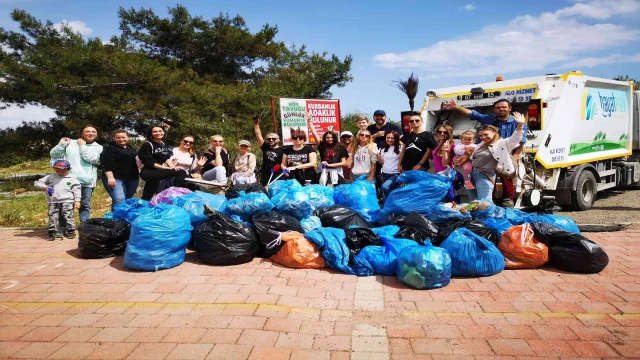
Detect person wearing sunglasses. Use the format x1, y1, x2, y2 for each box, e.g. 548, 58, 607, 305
138, 125, 188, 200
307, 114, 348, 185
432, 125, 455, 173
201, 135, 230, 184
464, 112, 526, 203
254, 114, 284, 186
340, 131, 354, 181
100, 129, 139, 210
399, 113, 437, 173
282, 128, 317, 185
350, 131, 377, 182
171, 135, 207, 176
443, 98, 527, 207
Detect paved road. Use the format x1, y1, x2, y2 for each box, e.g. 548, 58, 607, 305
0, 228, 639, 359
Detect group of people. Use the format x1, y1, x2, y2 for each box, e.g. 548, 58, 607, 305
37, 98, 527, 241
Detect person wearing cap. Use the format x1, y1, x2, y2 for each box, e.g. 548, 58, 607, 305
307, 114, 348, 185
230, 140, 257, 185
253, 115, 284, 186
34, 160, 81, 241
367, 110, 403, 150
49, 125, 103, 225
340, 131, 354, 181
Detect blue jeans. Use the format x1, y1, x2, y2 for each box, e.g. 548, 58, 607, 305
467, 170, 495, 203
381, 173, 398, 201
79, 186, 94, 224
102, 176, 140, 211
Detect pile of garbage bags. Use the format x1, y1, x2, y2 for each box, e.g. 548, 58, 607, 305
75, 176, 609, 289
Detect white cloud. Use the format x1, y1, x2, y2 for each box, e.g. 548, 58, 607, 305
373, 0, 640, 78
461, 4, 476, 11
53, 20, 93, 37
0, 104, 57, 130
565, 52, 640, 68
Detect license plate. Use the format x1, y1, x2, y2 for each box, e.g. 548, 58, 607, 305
457, 91, 501, 101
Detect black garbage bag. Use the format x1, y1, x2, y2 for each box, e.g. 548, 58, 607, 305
252, 211, 303, 258
345, 228, 383, 260
314, 206, 372, 230
225, 183, 268, 200
78, 218, 130, 259
194, 210, 259, 265
391, 212, 439, 245
531, 222, 608, 274
437, 218, 499, 246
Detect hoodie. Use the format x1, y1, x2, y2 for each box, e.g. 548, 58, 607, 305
34, 173, 81, 204
50, 140, 103, 187
100, 141, 139, 180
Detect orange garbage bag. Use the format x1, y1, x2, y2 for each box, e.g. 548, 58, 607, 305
270, 231, 327, 269
498, 224, 549, 269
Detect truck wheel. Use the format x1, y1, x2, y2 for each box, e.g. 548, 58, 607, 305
570, 170, 596, 211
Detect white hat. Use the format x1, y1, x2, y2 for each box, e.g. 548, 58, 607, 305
238, 140, 251, 146
341, 131, 353, 137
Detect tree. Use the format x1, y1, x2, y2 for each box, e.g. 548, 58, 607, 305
0, 6, 353, 164
613, 75, 640, 90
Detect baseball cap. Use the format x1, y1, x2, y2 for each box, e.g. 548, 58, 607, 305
373, 110, 386, 116
341, 131, 353, 137
53, 159, 71, 170
238, 140, 251, 146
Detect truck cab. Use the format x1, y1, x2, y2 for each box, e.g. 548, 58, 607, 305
421, 71, 640, 210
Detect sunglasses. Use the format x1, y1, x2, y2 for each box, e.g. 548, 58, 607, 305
437, 131, 449, 134
341, 135, 352, 138
408, 119, 421, 123
360, 134, 371, 138
239, 144, 249, 148
212, 140, 224, 143
182, 140, 194, 144
292, 136, 305, 141
266, 138, 278, 141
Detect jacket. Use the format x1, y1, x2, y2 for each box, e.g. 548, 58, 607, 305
100, 142, 139, 180
34, 173, 81, 203
50, 140, 103, 187
137, 141, 173, 170
471, 127, 524, 176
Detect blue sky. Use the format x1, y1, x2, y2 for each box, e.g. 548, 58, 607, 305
1, 0, 639, 128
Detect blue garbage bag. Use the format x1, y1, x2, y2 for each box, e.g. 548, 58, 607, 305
272, 190, 314, 220
174, 191, 226, 224
471, 203, 505, 221
304, 185, 335, 210
113, 198, 150, 223
301, 216, 322, 233
124, 204, 193, 271
305, 227, 373, 276
439, 228, 505, 277
396, 244, 452, 290
224, 192, 274, 221
422, 203, 471, 225
268, 179, 303, 198
472, 204, 526, 237
484, 217, 513, 238
333, 177, 380, 223
355, 236, 419, 275
383, 169, 455, 216
524, 214, 580, 234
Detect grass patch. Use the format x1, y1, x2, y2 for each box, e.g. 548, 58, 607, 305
0, 184, 113, 228
0, 159, 51, 179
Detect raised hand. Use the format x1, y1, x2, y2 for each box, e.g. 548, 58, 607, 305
197, 156, 207, 167
513, 112, 526, 125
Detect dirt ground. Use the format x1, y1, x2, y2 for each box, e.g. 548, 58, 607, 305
559, 187, 640, 225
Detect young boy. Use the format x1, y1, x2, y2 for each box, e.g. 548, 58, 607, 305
34, 160, 81, 241
453, 130, 478, 189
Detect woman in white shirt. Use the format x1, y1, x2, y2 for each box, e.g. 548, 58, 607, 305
171, 135, 205, 176
375, 131, 402, 201
230, 140, 257, 185
350, 130, 377, 182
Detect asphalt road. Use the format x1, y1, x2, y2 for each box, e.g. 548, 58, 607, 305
559, 187, 640, 225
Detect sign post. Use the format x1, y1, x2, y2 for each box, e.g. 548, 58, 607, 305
279, 98, 341, 145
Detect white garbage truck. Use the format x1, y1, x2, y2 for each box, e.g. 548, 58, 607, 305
420, 71, 640, 210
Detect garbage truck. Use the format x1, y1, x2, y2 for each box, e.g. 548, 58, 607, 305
421, 71, 640, 210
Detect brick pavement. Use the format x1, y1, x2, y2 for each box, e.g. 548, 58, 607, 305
0, 227, 639, 359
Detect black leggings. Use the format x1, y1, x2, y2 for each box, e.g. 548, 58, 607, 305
140, 168, 187, 200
